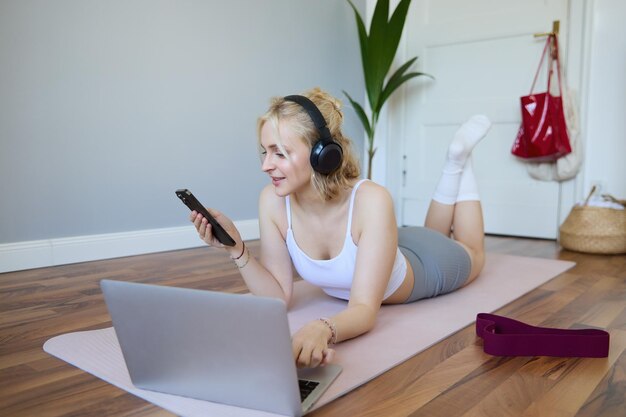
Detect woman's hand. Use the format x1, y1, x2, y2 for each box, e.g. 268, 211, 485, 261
190, 208, 243, 257
292, 320, 336, 368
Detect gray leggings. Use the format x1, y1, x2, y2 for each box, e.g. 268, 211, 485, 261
398, 226, 472, 303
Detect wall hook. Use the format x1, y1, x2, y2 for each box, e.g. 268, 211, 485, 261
534, 20, 560, 38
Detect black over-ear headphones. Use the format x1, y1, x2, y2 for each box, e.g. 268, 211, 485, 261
284, 95, 343, 175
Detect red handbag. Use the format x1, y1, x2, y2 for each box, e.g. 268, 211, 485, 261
511, 34, 572, 161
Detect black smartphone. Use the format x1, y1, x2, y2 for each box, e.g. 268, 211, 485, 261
175, 189, 236, 246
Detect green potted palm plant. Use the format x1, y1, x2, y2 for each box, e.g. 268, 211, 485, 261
344, 0, 432, 179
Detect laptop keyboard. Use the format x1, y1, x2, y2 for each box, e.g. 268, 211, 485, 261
299, 379, 320, 401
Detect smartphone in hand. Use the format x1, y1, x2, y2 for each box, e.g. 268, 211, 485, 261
175, 189, 236, 246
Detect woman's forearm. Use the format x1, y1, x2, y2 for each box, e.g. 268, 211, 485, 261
327, 303, 379, 343
240, 258, 291, 301
229, 244, 293, 303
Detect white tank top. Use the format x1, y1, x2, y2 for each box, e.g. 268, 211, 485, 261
285, 179, 407, 301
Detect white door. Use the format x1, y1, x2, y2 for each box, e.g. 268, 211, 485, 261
388, 0, 571, 239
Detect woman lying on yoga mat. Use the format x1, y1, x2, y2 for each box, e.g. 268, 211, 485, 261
189, 88, 491, 368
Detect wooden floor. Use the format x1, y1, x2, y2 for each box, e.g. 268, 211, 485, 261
1, 236, 624, 417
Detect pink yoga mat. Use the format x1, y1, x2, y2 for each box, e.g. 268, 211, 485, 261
44, 253, 574, 417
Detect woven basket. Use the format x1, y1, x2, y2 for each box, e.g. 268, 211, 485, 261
559, 189, 626, 254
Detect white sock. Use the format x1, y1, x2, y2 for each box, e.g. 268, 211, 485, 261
432, 115, 491, 205
432, 160, 463, 205
456, 156, 480, 202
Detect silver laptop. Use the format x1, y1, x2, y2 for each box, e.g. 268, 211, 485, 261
100, 279, 341, 416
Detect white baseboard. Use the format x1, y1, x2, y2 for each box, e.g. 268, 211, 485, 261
0, 219, 259, 274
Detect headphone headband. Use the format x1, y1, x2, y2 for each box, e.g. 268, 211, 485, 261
283, 95, 332, 144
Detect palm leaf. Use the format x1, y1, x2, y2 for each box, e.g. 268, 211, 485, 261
366, 0, 391, 110
343, 90, 373, 139
387, 0, 412, 50
385, 57, 418, 88
344, 0, 433, 179
347, 0, 370, 99
377, 0, 412, 83
376, 56, 432, 113
377, 71, 431, 114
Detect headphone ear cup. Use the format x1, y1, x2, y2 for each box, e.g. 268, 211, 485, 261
310, 140, 343, 175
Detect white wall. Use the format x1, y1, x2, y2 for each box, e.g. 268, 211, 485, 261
581, 0, 626, 197
0, 0, 366, 272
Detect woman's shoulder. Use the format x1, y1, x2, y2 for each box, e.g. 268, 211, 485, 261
259, 185, 289, 233
259, 184, 285, 212
355, 180, 393, 206
352, 180, 395, 221
351, 180, 396, 242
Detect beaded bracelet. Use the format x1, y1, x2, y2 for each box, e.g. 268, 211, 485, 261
318, 317, 337, 345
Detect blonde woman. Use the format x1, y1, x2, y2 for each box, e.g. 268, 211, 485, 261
190, 88, 491, 368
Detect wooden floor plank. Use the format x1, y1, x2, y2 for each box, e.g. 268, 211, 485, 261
309, 326, 479, 417
575, 348, 626, 417
521, 330, 626, 417
358, 344, 493, 417
460, 357, 576, 417
0, 236, 624, 416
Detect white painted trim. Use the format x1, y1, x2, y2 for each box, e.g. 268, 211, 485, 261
575, 0, 596, 200
551, 0, 593, 233
0, 219, 259, 273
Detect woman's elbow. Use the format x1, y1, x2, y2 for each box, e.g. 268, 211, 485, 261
354, 303, 380, 332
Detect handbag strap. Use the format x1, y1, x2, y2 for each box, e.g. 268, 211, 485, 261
583, 185, 597, 206
529, 35, 552, 94
476, 313, 610, 358
529, 34, 564, 96
551, 34, 565, 96
602, 194, 626, 207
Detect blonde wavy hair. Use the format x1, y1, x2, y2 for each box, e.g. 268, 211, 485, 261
257, 87, 361, 201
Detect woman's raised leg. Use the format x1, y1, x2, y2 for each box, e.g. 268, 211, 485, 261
424, 115, 491, 282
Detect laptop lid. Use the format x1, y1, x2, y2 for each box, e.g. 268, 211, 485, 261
100, 279, 340, 416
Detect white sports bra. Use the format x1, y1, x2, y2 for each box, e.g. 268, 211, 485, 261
285, 179, 407, 301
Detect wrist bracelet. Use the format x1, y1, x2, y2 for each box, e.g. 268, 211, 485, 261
231, 242, 246, 260
318, 317, 337, 345
234, 246, 250, 269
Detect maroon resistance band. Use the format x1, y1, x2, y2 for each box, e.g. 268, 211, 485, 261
476, 313, 610, 358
